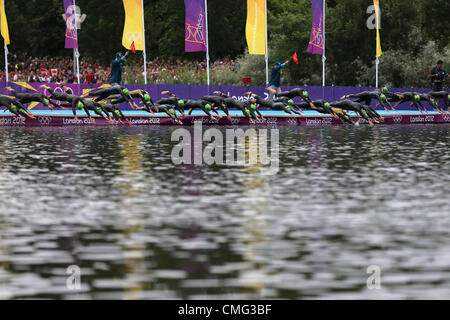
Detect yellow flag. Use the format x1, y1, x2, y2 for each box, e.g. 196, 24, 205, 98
374, 0, 382, 57
246, 0, 266, 55
122, 0, 144, 51
0, 0, 10, 45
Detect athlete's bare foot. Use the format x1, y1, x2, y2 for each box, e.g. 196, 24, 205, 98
126, 119, 132, 125
227, 115, 232, 121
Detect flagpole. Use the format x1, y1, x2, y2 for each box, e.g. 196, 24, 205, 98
375, 9, 378, 88
204, 0, 210, 88
2, 0, 7, 83
4, 42, 8, 83
265, 0, 269, 85
73, 0, 80, 85
322, 0, 326, 97
141, 0, 147, 85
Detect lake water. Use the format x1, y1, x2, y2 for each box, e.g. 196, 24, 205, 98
0, 124, 449, 299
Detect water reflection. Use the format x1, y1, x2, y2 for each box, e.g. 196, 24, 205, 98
0, 124, 449, 299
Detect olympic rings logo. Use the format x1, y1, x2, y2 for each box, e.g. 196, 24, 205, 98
442, 115, 450, 122
230, 118, 241, 125
287, 118, 298, 125
38, 116, 52, 125
393, 116, 403, 123
126, 32, 143, 44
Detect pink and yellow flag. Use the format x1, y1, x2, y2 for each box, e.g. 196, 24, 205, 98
245, 0, 266, 55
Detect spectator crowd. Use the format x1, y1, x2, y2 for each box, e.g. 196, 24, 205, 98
0, 53, 239, 85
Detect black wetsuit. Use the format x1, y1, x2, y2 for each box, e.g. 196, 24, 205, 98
185, 99, 216, 117
202, 95, 231, 117
112, 90, 156, 110
0, 96, 29, 118
221, 97, 255, 120
252, 94, 300, 115
392, 92, 425, 111
156, 96, 185, 115
99, 102, 128, 121
428, 91, 450, 109
346, 90, 390, 110
330, 100, 374, 123
89, 85, 132, 103
277, 88, 312, 104
298, 100, 353, 124
158, 104, 182, 122
54, 93, 90, 118
9, 89, 60, 109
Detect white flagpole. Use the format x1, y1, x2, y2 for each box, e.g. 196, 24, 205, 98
375, 1, 379, 88
141, 0, 147, 85
265, 0, 269, 85
322, 0, 326, 87
4, 43, 8, 83
3, 0, 8, 83
73, 0, 80, 85
204, 0, 210, 88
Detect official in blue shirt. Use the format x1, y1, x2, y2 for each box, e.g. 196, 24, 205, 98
267, 59, 290, 99
110, 51, 129, 85
429, 60, 448, 91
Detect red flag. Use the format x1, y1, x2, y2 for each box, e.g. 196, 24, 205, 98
130, 41, 136, 54
292, 52, 299, 64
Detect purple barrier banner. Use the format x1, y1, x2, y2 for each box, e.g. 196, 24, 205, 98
0, 82, 447, 111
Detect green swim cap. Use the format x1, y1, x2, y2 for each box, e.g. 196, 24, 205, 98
44, 98, 49, 105
205, 104, 212, 111
96, 107, 102, 113
382, 87, 389, 94
122, 88, 130, 96
448, 95, 450, 101
250, 104, 257, 110
177, 100, 185, 107
361, 110, 367, 116
324, 102, 331, 109
143, 93, 151, 102
114, 110, 121, 116
430, 98, 435, 104
302, 91, 309, 98
10, 105, 17, 112
77, 102, 84, 110
168, 108, 175, 115
285, 105, 292, 112
414, 94, 420, 102
244, 109, 251, 116
380, 94, 387, 102
222, 103, 227, 109
287, 99, 294, 106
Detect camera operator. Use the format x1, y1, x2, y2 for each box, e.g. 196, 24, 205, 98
429, 60, 448, 91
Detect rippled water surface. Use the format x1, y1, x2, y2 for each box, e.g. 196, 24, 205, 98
0, 124, 449, 300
